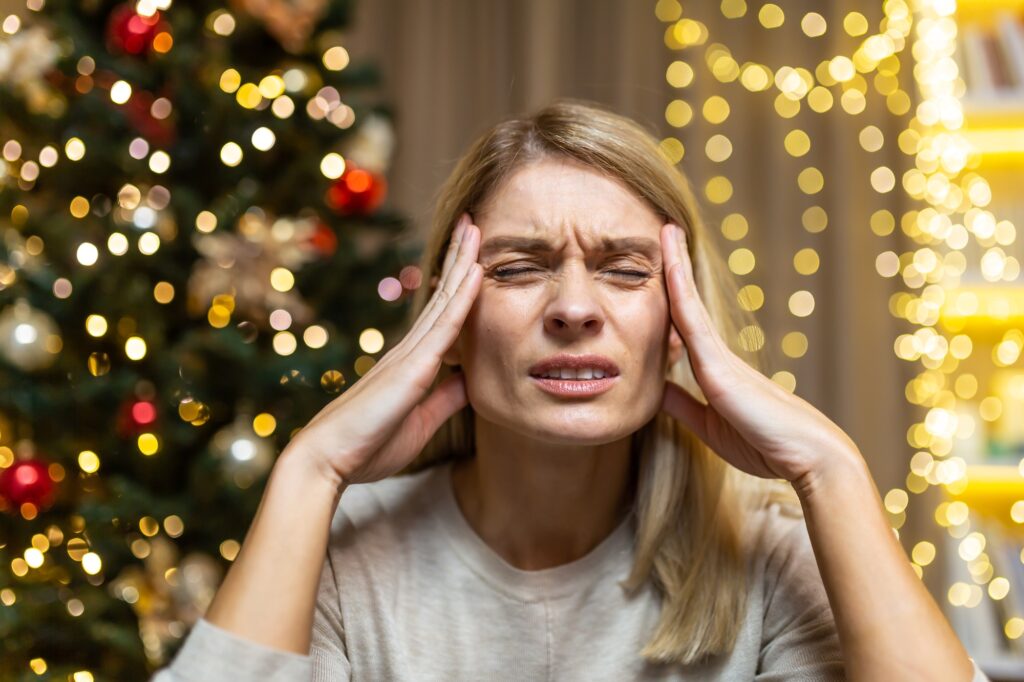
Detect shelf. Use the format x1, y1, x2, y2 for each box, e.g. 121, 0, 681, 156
940, 285, 1024, 339
956, 0, 1024, 26
945, 464, 1024, 524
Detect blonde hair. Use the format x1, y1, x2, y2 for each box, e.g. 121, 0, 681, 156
399, 99, 799, 666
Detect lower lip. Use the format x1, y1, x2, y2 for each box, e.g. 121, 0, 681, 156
529, 375, 619, 397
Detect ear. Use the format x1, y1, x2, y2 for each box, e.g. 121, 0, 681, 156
667, 324, 684, 367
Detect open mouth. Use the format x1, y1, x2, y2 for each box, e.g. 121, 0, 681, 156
526, 354, 621, 397
528, 370, 620, 397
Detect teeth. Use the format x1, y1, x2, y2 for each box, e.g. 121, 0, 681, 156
539, 367, 611, 380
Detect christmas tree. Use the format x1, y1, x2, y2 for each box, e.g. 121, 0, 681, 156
0, 0, 421, 678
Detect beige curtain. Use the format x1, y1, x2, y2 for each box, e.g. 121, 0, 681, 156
347, 0, 932, 578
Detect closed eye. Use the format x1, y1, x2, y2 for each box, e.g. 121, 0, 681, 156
493, 266, 651, 280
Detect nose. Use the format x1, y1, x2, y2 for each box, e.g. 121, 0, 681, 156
542, 261, 605, 338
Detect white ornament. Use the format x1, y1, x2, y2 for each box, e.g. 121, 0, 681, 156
0, 298, 60, 371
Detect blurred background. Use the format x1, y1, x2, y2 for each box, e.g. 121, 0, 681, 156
0, 0, 1023, 679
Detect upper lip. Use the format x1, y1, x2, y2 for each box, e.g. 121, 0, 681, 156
528, 353, 621, 377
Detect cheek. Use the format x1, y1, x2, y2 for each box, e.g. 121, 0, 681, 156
461, 288, 538, 368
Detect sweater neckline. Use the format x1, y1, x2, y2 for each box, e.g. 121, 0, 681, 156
429, 460, 635, 602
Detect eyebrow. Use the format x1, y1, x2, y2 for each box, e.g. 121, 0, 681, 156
479, 235, 661, 261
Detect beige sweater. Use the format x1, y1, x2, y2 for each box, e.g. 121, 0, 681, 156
152, 460, 991, 681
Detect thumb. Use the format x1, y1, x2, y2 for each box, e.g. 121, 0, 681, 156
661, 380, 709, 443
408, 371, 469, 449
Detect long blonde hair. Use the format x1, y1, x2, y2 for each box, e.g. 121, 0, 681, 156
399, 99, 799, 666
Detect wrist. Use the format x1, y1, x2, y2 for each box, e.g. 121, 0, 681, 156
791, 445, 868, 505
275, 443, 347, 501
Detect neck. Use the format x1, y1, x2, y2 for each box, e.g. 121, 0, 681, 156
450, 413, 636, 571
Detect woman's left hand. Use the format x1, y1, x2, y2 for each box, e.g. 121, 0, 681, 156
658, 223, 861, 491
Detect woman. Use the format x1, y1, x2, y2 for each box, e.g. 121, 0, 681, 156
152, 100, 988, 681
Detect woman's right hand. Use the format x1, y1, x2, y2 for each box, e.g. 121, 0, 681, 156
281, 212, 482, 489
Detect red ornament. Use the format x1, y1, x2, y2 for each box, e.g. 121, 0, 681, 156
326, 164, 387, 216
106, 4, 168, 56
309, 221, 338, 256
117, 398, 159, 438
0, 460, 56, 510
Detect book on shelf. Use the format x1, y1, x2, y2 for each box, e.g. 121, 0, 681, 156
959, 11, 1024, 104
947, 514, 1024, 660
955, 369, 1024, 467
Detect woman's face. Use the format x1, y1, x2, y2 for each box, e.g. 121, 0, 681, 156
444, 156, 684, 445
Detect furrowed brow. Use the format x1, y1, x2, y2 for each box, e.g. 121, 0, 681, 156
479, 236, 553, 259
479, 235, 661, 260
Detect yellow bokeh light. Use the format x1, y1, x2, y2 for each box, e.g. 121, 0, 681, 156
784, 130, 811, 157
782, 331, 808, 358
125, 336, 147, 360
321, 152, 347, 179
253, 413, 277, 437
702, 96, 730, 124
801, 12, 826, 37
659, 137, 684, 164
665, 99, 693, 128
236, 83, 262, 109
270, 267, 295, 292
137, 433, 160, 456
666, 61, 695, 88
871, 166, 896, 193
843, 11, 868, 36
323, 46, 351, 71
721, 213, 748, 241
219, 69, 241, 93
807, 86, 834, 113
704, 176, 733, 204
828, 56, 855, 82
720, 0, 747, 19
803, 206, 828, 233
154, 281, 175, 304
85, 314, 107, 337
793, 248, 820, 275
81, 552, 102, 575
359, 328, 385, 354
758, 3, 784, 29
728, 248, 755, 275
705, 134, 732, 162
789, 290, 815, 317
859, 125, 884, 152
220, 142, 243, 167
304, 325, 329, 349
258, 75, 285, 99
797, 167, 824, 194
273, 331, 297, 356
870, 209, 895, 236
737, 284, 764, 311
78, 450, 100, 474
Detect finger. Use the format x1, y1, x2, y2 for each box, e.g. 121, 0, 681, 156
403, 216, 475, 348
438, 213, 470, 286
418, 258, 482, 363
661, 223, 736, 385
661, 380, 709, 443
406, 222, 481, 351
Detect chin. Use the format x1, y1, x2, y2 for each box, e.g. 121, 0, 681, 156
521, 412, 637, 446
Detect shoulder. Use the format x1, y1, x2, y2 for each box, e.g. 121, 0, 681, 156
742, 493, 826, 597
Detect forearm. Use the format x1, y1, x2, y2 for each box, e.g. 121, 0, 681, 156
203, 448, 346, 654
794, 450, 975, 682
